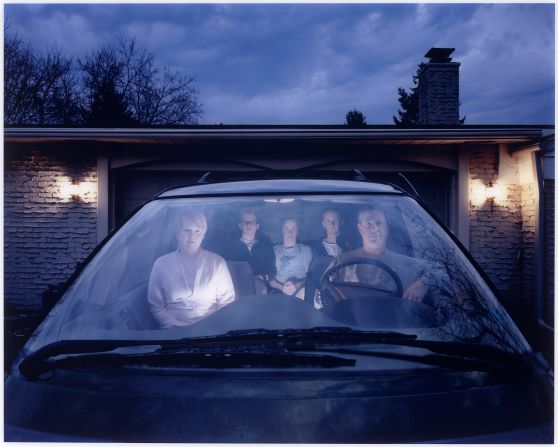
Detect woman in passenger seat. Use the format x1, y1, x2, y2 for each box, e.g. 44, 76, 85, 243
147, 210, 235, 328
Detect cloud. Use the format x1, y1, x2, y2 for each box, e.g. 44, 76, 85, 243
6, 5, 102, 56
456, 4, 554, 123
201, 56, 408, 125
415, 4, 430, 27
4, 3, 554, 124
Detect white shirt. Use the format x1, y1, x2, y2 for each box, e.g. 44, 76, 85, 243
148, 249, 235, 328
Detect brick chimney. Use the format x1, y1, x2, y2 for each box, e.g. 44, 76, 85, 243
418, 47, 460, 125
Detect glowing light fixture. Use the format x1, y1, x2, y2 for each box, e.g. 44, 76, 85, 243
59, 180, 96, 202
60, 181, 80, 201
470, 179, 503, 210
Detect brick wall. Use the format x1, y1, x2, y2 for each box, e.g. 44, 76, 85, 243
4, 147, 98, 310
468, 145, 539, 328
418, 62, 460, 125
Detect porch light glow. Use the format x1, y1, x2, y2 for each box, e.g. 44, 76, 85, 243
470, 179, 503, 207
59, 180, 96, 201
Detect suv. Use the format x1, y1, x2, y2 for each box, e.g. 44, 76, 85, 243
5, 179, 553, 442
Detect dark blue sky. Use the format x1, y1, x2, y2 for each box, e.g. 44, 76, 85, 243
4, 3, 555, 125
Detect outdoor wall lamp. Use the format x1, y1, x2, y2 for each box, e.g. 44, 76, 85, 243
470, 179, 502, 210
59, 180, 96, 202
59, 181, 80, 201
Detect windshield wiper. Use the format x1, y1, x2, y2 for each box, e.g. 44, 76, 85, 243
19, 327, 527, 379
17, 327, 407, 379
182, 328, 530, 372
300, 346, 530, 376
206, 328, 529, 375
231, 328, 529, 374
186, 327, 417, 349
20, 346, 355, 379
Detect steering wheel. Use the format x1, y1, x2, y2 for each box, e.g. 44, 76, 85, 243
320, 257, 404, 305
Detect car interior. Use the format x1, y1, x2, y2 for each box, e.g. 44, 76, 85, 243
68, 197, 421, 331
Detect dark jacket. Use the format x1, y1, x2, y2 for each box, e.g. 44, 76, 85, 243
220, 236, 277, 279
309, 238, 353, 258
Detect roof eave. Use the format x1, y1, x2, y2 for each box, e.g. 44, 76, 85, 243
4, 125, 551, 145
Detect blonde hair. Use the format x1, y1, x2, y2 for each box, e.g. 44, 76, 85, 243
177, 210, 207, 233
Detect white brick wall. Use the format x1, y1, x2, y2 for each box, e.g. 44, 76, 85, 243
5, 149, 98, 310
468, 146, 537, 318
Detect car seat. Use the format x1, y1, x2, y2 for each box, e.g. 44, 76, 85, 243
226, 261, 256, 298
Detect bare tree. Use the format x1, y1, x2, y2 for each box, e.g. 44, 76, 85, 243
79, 42, 137, 126
4, 33, 79, 126
36, 47, 81, 125
5, 30, 202, 127
4, 35, 39, 125
79, 37, 202, 126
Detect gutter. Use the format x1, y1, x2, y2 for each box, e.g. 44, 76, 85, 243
4, 126, 549, 143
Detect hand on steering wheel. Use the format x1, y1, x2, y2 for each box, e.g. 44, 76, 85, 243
320, 257, 404, 304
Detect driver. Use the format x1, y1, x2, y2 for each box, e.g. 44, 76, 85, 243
334, 208, 428, 302
147, 210, 235, 329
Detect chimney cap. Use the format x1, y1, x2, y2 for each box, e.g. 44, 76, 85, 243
425, 47, 455, 63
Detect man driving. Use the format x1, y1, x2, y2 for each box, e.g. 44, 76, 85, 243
337, 208, 428, 301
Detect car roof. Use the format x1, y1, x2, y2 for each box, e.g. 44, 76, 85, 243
158, 179, 402, 197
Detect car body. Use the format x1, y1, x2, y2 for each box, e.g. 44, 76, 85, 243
5, 179, 553, 442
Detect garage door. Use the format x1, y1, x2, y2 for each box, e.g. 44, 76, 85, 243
113, 170, 451, 228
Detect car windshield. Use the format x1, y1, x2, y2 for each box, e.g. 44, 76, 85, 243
25, 192, 530, 356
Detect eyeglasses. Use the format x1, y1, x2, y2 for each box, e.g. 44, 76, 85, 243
241, 220, 258, 226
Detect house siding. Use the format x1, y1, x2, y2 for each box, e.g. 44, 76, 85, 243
468, 145, 539, 328
4, 147, 97, 310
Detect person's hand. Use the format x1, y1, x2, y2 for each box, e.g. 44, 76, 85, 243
403, 279, 427, 302
282, 281, 297, 296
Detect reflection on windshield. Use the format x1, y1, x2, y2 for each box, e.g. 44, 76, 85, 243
24, 195, 530, 357
402, 211, 528, 354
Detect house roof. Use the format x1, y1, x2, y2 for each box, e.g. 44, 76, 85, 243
4, 126, 553, 154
